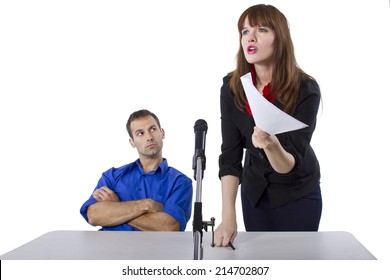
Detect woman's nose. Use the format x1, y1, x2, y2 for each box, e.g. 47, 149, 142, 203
248, 33, 256, 42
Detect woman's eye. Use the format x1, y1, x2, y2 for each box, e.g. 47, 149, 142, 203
259, 27, 267, 32
241, 29, 249, 35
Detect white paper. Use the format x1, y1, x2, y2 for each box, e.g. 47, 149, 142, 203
240, 72, 308, 135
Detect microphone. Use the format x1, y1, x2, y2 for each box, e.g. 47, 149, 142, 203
192, 119, 208, 180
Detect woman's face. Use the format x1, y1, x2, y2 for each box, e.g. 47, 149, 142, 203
241, 17, 275, 66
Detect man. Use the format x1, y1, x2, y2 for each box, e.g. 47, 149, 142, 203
80, 109, 193, 231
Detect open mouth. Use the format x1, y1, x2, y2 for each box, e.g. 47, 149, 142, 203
247, 45, 258, 54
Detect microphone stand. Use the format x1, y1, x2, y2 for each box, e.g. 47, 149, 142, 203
192, 146, 215, 260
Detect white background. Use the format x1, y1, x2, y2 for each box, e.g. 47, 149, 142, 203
1, 0, 389, 278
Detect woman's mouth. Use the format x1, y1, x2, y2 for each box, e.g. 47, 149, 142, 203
247, 45, 258, 54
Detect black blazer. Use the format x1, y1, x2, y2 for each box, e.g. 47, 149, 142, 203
218, 74, 321, 208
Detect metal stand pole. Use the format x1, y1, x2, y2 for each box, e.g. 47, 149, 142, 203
193, 158, 204, 260
192, 119, 214, 260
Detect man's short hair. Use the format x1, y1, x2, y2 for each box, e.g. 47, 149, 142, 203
126, 109, 161, 139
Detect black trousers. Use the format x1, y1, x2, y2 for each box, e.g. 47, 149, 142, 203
241, 185, 322, 231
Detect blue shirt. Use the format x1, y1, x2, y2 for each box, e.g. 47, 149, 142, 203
80, 159, 193, 231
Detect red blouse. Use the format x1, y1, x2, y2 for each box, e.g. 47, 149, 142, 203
245, 66, 275, 116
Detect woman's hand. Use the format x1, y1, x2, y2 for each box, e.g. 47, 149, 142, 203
252, 126, 295, 173
214, 218, 238, 247
251, 126, 276, 149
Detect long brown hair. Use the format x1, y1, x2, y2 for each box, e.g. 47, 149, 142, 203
229, 4, 313, 115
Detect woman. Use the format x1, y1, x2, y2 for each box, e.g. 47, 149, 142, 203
214, 4, 322, 247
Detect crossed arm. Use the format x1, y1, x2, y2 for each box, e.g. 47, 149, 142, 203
86, 186, 180, 231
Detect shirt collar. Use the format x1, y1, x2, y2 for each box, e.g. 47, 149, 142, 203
134, 158, 168, 175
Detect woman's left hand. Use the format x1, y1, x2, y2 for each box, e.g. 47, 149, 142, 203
251, 126, 276, 149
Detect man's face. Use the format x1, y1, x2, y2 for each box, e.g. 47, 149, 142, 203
129, 116, 165, 159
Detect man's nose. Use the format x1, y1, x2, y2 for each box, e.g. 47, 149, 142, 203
145, 131, 153, 140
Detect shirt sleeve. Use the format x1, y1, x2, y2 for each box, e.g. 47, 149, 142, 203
277, 78, 321, 171
79, 169, 115, 223
218, 76, 245, 180
161, 175, 193, 231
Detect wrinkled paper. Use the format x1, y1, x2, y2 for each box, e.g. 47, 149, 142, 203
241, 72, 308, 135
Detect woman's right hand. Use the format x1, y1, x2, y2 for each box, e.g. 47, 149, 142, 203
215, 175, 240, 247
214, 218, 238, 247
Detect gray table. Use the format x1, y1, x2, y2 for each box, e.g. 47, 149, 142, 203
0, 230, 376, 260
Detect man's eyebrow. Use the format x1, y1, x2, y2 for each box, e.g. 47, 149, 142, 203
134, 128, 144, 134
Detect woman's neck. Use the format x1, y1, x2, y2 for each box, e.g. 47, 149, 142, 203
254, 64, 272, 91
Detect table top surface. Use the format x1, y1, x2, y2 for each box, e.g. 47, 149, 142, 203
0, 230, 376, 260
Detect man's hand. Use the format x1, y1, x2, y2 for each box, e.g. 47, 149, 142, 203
93, 186, 120, 202
88, 187, 169, 229
142, 198, 164, 213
